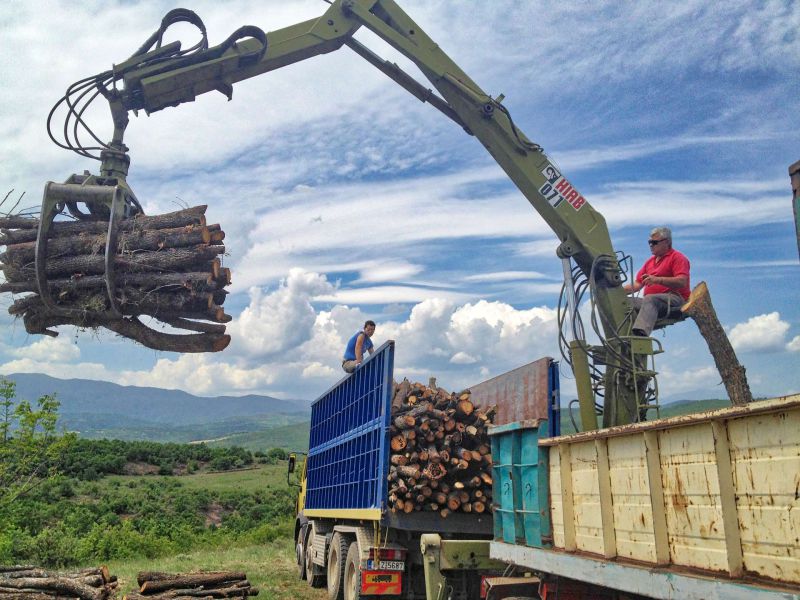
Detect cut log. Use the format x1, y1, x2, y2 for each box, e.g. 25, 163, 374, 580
0, 578, 104, 600
2, 245, 225, 282
139, 573, 246, 594
0, 206, 207, 241
682, 281, 753, 406
0, 271, 226, 295
0, 225, 213, 265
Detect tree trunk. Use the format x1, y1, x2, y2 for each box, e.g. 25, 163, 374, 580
682, 281, 753, 406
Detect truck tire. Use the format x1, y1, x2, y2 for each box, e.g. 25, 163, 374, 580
343, 541, 365, 600
327, 532, 349, 600
305, 528, 326, 588
296, 532, 307, 580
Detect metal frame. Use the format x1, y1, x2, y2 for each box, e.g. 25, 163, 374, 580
490, 543, 800, 600
304, 340, 395, 517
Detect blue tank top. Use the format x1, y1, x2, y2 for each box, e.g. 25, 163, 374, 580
344, 330, 373, 360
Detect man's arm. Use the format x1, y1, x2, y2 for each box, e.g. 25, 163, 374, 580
641, 273, 688, 289
355, 333, 365, 364
623, 280, 644, 294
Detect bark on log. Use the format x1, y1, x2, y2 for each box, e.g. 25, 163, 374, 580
23, 312, 230, 353
0, 569, 36, 574
126, 586, 255, 599
0, 594, 72, 600
139, 573, 246, 594
682, 281, 753, 406
0, 206, 207, 240
2, 245, 225, 282
0, 271, 225, 295
1, 225, 212, 265
0, 578, 105, 600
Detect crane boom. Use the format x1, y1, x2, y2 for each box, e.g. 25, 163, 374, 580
55, 0, 658, 426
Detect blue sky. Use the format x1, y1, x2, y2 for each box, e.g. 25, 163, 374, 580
0, 0, 798, 405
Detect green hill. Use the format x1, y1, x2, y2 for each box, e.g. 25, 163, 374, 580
207, 421, 311, 452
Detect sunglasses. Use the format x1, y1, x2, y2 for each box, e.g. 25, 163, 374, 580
648, 239, 668, 246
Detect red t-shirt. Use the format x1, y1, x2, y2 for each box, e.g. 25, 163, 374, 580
636, 248, 691, 300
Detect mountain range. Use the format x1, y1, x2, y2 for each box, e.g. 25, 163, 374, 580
4, 372, 311, 447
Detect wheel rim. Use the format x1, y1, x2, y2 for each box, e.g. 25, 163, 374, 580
345, 560, 356, 600
305, 533, 314, 574
328, 544, 339, 583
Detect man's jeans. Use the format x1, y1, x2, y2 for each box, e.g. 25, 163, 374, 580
632, 293, 685, 335
342, 359, 358, 374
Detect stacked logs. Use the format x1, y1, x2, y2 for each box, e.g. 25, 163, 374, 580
0, 206, 232, 353
388, 377, 494, 518
0, 566, 117, 600
124, 572, 258, 600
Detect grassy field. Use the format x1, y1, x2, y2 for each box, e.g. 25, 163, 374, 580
103, 463, 293, 493
104, 537, 326, 600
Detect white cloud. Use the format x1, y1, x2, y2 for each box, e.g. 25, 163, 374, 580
728, 312, 790, 352
355, 260, 424, 284
301, 362, 337, 379
11, 336, 81, 362
315, 285, 471, 305
117, 354, 278, 395
230, 269, 334, 357
463, 271, 550, 283
0, 358, 109, 381
787, 336, 800, 353
450, 352, 478, 365
658, 365, 722, 396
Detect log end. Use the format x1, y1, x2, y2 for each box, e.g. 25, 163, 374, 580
212, 335, 232, 352
681, 281, 709, 314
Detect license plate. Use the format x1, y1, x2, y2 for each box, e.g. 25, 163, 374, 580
361, 571, 402, 595
366, 560, 404, 571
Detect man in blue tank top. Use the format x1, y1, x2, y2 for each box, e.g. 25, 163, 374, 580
342, 320, 376, 373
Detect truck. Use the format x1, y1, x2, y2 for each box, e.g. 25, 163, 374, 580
24, 0, 799, 598
289, 340, 561, 600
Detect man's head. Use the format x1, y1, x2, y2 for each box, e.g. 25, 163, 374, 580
648, 226, 672, 257
364, 320, 376, 337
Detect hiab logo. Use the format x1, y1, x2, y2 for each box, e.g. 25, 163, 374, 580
540, 163, 586, 211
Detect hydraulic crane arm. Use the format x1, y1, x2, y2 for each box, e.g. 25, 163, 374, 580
54, 0, 653, 427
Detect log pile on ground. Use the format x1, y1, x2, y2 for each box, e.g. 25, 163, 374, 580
124, 572, 258, 600
0, 206, 232, 353
388, 377, 494, 518
0, 565, 117, 600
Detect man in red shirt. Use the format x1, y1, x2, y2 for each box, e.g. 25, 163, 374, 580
623, 226, 691, 337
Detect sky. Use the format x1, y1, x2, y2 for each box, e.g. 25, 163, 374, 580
0, 0, 798, 409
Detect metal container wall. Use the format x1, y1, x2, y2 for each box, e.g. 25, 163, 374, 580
305, 341, 394, 511
542, 394, 800, 586
489, 359, 558, 547
471, 357, 560, 434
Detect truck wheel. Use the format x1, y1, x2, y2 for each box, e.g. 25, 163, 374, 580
296, 533, 307, 580
343, 541, 365, 600
327, 532, 349, 600
305, 529, 326, 588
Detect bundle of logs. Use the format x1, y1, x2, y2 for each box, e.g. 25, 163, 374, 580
0, 566, 117, 600
388, 378, 494, 518
0, 206, 232, 353
124, 571, 258, 600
